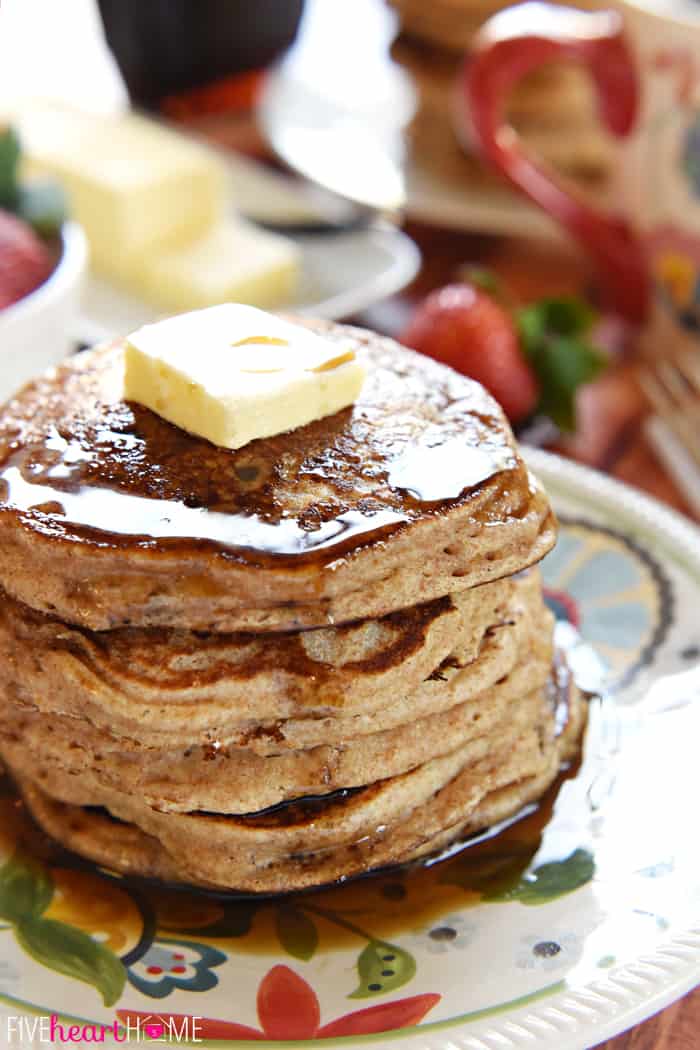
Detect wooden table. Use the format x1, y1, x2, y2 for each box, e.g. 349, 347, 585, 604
351, 221, 699, 1049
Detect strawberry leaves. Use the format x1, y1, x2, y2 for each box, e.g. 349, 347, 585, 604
17, 181, 68, 239
0, 124, 67, 235
517, 297, 607, 431
0, 125, 21, 210
402, 279, 606, 430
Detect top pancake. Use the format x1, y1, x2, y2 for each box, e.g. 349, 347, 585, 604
0, 320, 555, 631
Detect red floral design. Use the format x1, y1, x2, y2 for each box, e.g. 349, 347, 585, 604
543, 587, 580, 628
117, 964, 441, 1041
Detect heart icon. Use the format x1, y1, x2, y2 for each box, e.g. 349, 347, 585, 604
144, 1022, 165, 1039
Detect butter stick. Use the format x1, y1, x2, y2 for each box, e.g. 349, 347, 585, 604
131, 219, 300, 314
16, 102, 226, 276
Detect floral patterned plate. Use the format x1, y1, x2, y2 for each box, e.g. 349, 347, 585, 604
2, 450, 699, 1050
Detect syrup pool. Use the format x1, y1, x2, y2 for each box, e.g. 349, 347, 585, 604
3, 687, 611, 959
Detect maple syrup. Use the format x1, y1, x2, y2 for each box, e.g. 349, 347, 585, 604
0, 343, 521, 565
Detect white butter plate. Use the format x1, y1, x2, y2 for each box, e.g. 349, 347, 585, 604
1, 450, 699, 1050
77, 218, 421, 346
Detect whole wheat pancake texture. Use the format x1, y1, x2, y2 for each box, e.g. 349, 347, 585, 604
0, 322, 554, 632
0, 319, 584, 892
0, 571, 540, 751
0, 580, 554, 813
10, 669, 584, 893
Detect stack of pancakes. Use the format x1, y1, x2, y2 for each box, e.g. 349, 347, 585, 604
390, 0, 614, 185
0, 321, 584, 892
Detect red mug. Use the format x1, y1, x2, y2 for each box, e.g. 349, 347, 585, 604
464, 1, 700, 331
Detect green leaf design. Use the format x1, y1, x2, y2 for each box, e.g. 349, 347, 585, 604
15, 916, 126, 1007
349, 939, 416, 999
517, 297, 606, 431
484, 848, 595, 905
0, 852, 53, 923
275, 906, 319, 961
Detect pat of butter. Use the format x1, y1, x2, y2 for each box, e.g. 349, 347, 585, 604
123, 305, 366, 450
15, 101, 226, 277
130, 219, 300, 314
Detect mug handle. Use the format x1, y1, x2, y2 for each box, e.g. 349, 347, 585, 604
465, 2, 651, 324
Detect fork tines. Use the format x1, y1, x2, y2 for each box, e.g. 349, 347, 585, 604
641, 351, 700, 467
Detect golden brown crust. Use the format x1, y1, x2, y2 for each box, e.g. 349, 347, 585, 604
0, 573, 544, 751
12, 680, 584, 893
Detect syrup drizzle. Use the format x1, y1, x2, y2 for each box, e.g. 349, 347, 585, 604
0, 466, 411, 555
0, 345, 521, 561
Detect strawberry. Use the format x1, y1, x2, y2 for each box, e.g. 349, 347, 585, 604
0, 208, 54, 311
400, 283, 540, 424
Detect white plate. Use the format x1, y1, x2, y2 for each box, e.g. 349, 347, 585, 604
1, 451, 699, 1050
404, 159, 565, 239
78, 217, 420, 345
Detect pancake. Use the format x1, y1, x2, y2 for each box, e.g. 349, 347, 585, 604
0, 635, 552, 813
389, 0, 601, 54
0, 566, 553, 813
392, 30, 614, 184
0, 313, 582, 895
16, 751, 561, 891
11, 671, 584, 892
0, 570, 544, 754
0, 322, 555, 632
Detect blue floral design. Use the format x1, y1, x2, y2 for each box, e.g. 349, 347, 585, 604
127, 938, 226, 999
541, 518, 673, 687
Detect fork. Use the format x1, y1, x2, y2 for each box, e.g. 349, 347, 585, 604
640, 352, 700, 516
640, 352, 700, 467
